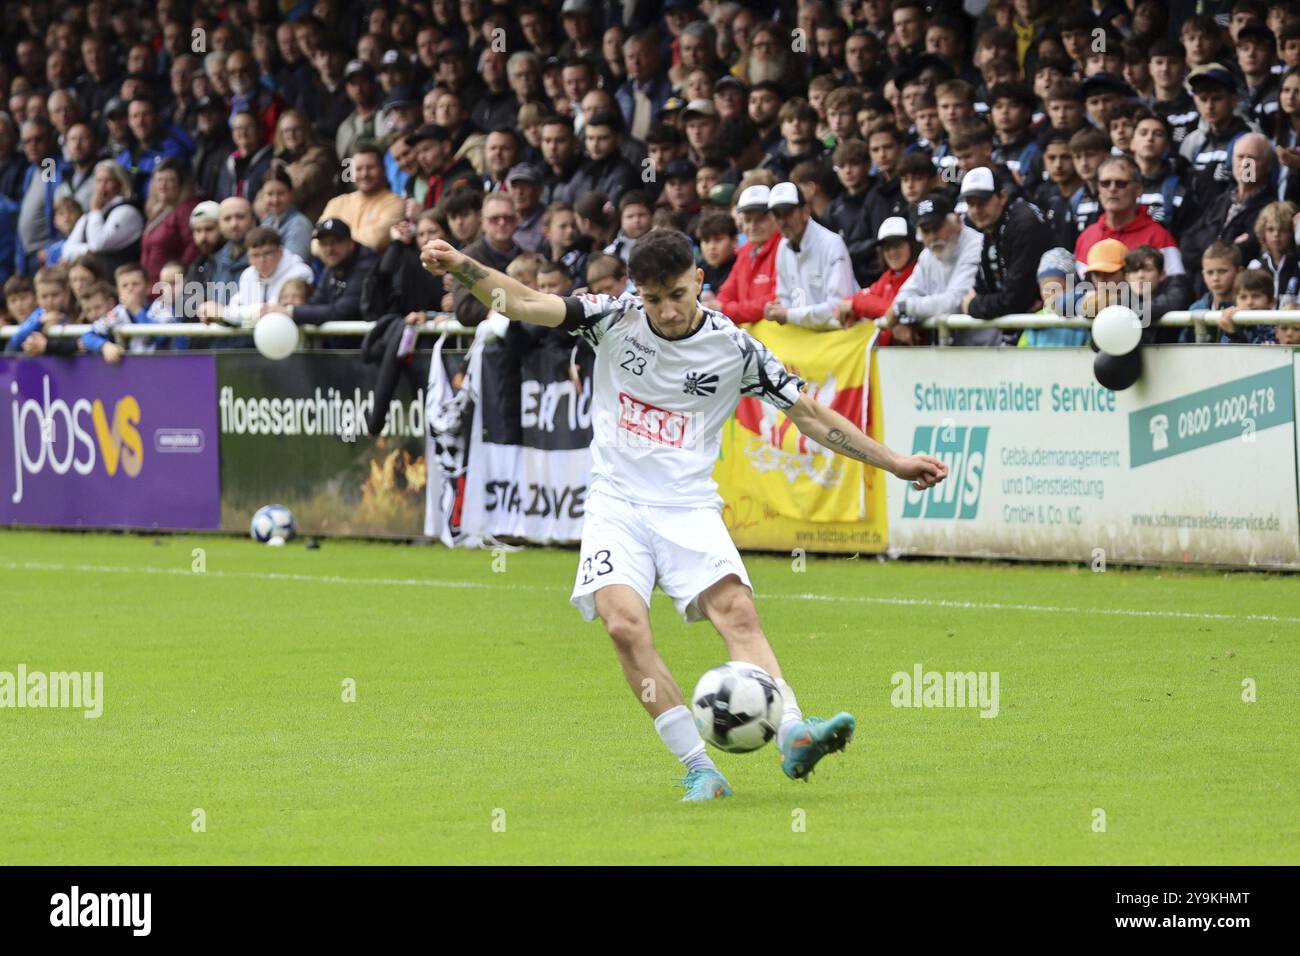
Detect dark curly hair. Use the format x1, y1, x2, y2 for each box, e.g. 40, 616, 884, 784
627, 229, 696, 287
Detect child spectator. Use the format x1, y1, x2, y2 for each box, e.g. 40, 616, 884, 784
1185, 240, 1244, 341
1019, 247, 1089, 348
604, 190, 653, 262
146, 261, 189, 350
824, 87, 866, 148
652, 207, 690, 232
584, 253, 630, 297
1124, 244, 1194, 342
1275, 314, 1300, 344
695, 209, 737, 299
536, 260, 572, 296
661, 159, 702, 232
82, 263, 156, 357
506, 252, 546, 291
46, 198, 85, 267
909, 92, 944, 155
897, 152, 942, 210
808, 74, 838, 145
1247, 201, 1300, 303
3, 276, 36, 327
1079, 238, 1131, 319
278, 277, 312, 308
835, 217, 919, 343
1221, 267, 1278, 343
78, 280, 127, 364
5, 268, 76, 355
542, 202, 591, 282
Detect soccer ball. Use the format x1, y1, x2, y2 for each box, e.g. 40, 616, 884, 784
691, 661, 783, 753
250, 504, 295, 543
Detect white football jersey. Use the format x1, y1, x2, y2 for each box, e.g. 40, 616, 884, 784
559, 291, 806, 509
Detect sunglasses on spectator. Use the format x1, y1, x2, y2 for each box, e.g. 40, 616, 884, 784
485, 214, 517, 223
1098, 178, 1136, 189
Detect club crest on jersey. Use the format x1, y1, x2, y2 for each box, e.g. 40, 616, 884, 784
617, 392, 691, 447
683, 372, 718, 396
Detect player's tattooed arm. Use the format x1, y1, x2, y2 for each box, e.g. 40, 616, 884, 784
448, 258, 489, 289
823, 427, 877, 464
786, 397, 949, 491
420, 240, 566, 327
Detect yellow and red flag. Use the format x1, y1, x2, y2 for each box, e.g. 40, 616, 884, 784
714, 321, 888, 553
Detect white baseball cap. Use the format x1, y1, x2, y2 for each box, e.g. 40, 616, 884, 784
190, 200, 221, 225
767, 181, 803, 210
877, 217, 909, 241
736, 184, 771, 212
959, 166, 998, 199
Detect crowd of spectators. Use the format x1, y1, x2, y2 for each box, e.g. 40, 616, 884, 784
3, 0, 1300, 364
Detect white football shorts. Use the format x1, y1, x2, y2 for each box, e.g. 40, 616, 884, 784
570, 490, 753, 624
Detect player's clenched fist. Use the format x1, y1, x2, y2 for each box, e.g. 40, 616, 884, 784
894, 453, 948, 491
420, 239, 463, 277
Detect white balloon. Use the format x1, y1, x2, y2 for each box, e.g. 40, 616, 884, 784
254, 312, 299, 360
1092, 304, 1142, 356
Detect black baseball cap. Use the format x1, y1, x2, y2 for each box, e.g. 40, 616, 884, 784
915, 193, 955, 228
384, 86, 419, 109
314, 218, 352, 240
1080, 71, 1137, 100
663, 158, 698, 182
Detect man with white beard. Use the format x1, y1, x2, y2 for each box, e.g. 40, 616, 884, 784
884, 193, 985, 344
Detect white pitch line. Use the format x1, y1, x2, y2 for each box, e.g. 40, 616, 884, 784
3, 560, 1296, 625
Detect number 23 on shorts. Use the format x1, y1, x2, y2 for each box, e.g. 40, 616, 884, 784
579, 549, 614, 586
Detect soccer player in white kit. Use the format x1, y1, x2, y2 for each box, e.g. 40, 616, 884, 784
422, 229, 947, 801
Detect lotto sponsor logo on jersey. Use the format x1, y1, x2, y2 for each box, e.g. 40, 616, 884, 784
900, 424, 988, 520
617, 392, 693, 448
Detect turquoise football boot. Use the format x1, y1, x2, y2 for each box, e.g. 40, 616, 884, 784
679, 768, 733, 801
779, 712, 856, 781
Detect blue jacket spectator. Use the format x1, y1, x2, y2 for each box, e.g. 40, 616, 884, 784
115, 98, 194, 197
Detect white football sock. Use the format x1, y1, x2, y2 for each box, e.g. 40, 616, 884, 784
776, 678, 804, 747
654, 705, 716, 773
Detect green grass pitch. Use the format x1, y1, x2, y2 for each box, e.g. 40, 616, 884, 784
1, 528, 1296, 865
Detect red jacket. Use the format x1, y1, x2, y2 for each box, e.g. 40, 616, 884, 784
716, 232, 781, 324
1075, 206, 1178, 267
141, 197, 200, 286
849, 260, 916, 319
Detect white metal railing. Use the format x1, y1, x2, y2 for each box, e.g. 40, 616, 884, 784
878, 310, 1292, 345
1, 311, 1292, 348
0, 313, 474, 343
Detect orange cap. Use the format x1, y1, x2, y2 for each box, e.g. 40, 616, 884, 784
1086, 238, 1128, 275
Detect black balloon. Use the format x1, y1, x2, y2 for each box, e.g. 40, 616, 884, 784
1094, 348, 1142, 390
